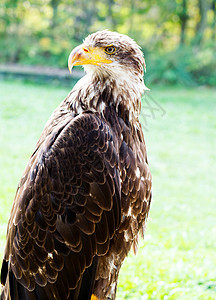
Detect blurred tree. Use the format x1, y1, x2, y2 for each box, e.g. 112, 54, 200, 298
73, 0, 99, 42
211, 0, 216, 39
50, 0, 60, 29
195, 0, 208, 44
0, 0, 23, 62
178, 0, 189, 45
0, 0, 215, 85
107, 0, 117, 30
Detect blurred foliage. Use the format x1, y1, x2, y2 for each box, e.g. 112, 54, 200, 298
0, 0, 215, 86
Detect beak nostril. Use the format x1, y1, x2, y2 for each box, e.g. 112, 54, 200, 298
83, 48, 89, 53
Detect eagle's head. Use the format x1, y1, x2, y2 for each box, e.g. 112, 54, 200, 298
68, 30, 146, 81
67, 30, 148, 118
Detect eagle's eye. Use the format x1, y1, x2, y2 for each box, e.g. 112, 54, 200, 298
104, 46, 116, 54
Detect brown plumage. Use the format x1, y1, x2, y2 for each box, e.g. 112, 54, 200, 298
0, 30, 152, 300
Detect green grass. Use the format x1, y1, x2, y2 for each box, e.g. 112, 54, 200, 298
0, 80, 216, 299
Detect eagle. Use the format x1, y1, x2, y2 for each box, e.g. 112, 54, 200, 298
1, 30, 152, 300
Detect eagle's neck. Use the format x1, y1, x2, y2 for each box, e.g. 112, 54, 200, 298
67, 69, 146, 124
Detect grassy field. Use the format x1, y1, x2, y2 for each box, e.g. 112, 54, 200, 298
0, 80, 215, 299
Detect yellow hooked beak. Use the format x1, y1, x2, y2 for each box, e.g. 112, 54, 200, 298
68, 44, 112, 73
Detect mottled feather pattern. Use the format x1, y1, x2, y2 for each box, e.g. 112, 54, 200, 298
1, 30, 152, 300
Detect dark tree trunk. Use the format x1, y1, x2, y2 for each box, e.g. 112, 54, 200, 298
107, 0, 117, 30
179, 0, 188, 45
50, 0, 59, 29
195, 0, 207, 44
73, 0, 98, 43
212, 0, 216, 40
129, 0, 135, 35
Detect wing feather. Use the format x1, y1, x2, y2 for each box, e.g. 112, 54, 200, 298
2, 112, 121, 299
